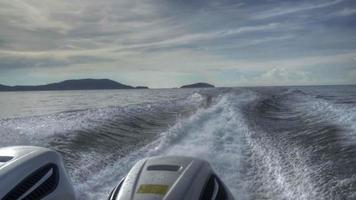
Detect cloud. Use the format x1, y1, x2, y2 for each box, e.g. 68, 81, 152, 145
349, 69, 356, 80
0, 0, 355, 86
333, 8, 356, 17
253, 0, 344, 19
259, 67, 311, 85
111, 23, 281, 51
0, 0, 71, 33
212, 35, 295, 50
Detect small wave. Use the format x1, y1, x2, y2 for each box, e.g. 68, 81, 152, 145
292, 93, 356, 143
248, 88, 356, 199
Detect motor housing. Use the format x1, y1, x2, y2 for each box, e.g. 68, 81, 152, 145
0, 146, 76, 200
108, 156, 235, 200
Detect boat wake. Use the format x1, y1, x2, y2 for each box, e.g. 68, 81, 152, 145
1, 87, 355, 199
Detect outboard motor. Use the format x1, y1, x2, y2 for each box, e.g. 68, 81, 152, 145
0, 146, 75, 200
108, 156, 235, 200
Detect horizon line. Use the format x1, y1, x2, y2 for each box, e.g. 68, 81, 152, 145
0, 78, 355, 90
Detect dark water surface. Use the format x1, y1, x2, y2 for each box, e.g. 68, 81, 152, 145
0, 86, 355, 199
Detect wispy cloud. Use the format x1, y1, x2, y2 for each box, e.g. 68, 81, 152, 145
212, 35, 295, 50
253, 0, 344, 19
111, 23, 281, 51
0, 0, 355, 86
333, 8, 356, 16
0, 0, 71, 33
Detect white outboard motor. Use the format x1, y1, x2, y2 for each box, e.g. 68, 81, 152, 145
0, 146, 75, 200
108, 156, 235, 200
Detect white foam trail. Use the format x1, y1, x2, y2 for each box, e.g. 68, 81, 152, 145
156, 91, 324, 200
74, 91, 258, 200
156, 93, 255, 198
76, 90, 336, 200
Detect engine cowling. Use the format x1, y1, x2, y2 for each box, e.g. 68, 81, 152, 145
0, 146, 76, 200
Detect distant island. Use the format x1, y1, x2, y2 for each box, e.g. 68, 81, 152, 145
135, 86, 149, 89
0, 79, 217, 91
0, 79, 149, 91
180, 82, 215, 88
0, 84, 11, 91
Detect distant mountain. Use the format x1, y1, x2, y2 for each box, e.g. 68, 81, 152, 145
135, 86, 149, 89
0, 84, 11, 91
181, 82, 215, 88
0, 79, 138, 91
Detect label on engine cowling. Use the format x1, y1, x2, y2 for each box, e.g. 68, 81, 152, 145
137, 184, 169, 195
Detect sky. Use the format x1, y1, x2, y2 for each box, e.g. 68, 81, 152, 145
0, 0, 355, 88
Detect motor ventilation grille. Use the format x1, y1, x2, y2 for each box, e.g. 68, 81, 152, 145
2, 163, 59, 200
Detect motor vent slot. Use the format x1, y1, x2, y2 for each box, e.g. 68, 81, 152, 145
0, 156, 13, 163
0, 156, 13, 167
147, 165, 181, 171
2, 163, 59, 200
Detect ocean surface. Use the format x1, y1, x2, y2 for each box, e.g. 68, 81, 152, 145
1, 86, 356, 200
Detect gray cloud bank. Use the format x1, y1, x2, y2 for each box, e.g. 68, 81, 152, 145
0, 0, 355, 87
